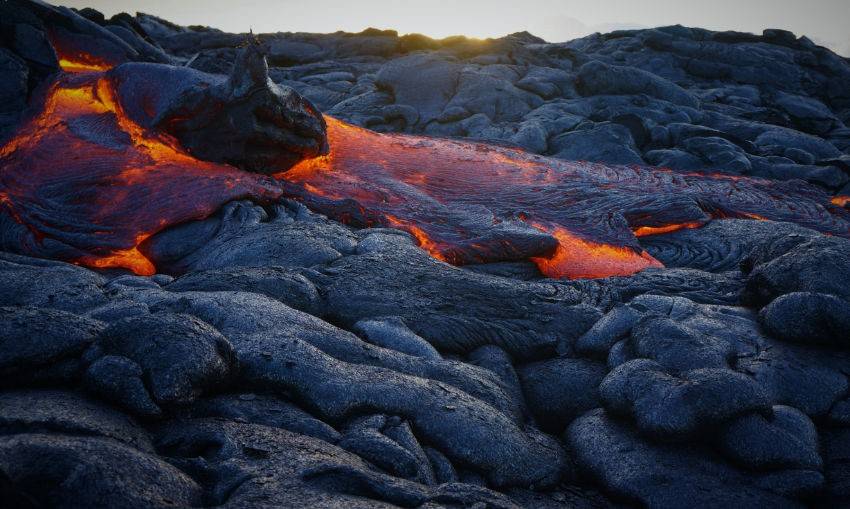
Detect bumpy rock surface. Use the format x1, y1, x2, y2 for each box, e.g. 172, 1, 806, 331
3, 2, 850, 507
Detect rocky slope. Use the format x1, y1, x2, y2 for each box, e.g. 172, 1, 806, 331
2, 2, 850, 508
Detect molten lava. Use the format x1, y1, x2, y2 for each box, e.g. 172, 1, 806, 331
0, 68, 281, 274
2, 51, 850, 279
833, 196, 850, 208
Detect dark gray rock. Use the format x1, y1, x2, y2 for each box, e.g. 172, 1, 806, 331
0, 306, 103, 384
629, 315, 731, 371
188, 392, 340, 443
753, 128, 841, 161
577, 60, 699, 108
144, 200, 358, 274
467, 345, 526, 415
0, 389, 152, 452
375, 53, 460, 126
166, 265, 323, 316
549, 122, 644, 164
822, 428, 850, 505
743, 235, 850, 306
772, 91, 838, 136
681, 136, 752, 173
0, 253, 108, 313
156, 418, 518, 508
352, 317, 441, 359
110, 41, 327, 173
759, 292, 850, 347
317, 231, 601, 359
266, 39, 325, 65
93, 312, 236, 408
518, 357, 607, 433
641, 219, 819, 273
144, 288, 564, 487
737, 341, 849, 418
339, 426, 422, 479
567, 409, 805, 507
445, 67, 543, 123
0, 49, 29, 141
84, 355, 163, 418
717, 405, 821, 471
0, 434, 202, 508
600, 359, 771, 440
571, 305, 640, 358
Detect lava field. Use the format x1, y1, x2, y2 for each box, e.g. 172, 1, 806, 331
1, 1, 850, 507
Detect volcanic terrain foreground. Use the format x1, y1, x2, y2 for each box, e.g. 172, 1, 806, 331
2, 1, 850, 508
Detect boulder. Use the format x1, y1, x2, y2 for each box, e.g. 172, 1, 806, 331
567, 409, 809, 507
90, 312, 236, 409
576, 60, 699, 108
375, 53, 460, 126
600, 359, 772, 440
518, 357, 607, 432
0, 433, 202, 508
759, 292, 850, 347
110, 40, 328, 173
717, 405, 822, 471
0, 306, 103, 384
549, 122, 644, 164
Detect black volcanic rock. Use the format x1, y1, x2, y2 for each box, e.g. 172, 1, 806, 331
716, 405, 822, 471
568, 409, 810, 507
89, 312, 236, 410
109, 41, 328, 173
577, 60, 699, 108
0, 306, 103, 385
518, 357, 607, 433
0, 389, 153, 451
760, 292, 850, 347
0, 433, 203, 508
600, 359, 772, 440
743, 235, 850, 306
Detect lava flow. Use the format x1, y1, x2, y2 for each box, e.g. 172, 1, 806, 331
280, 117, 850, 278
0, 60, 281, 275
2, 54, 850, 279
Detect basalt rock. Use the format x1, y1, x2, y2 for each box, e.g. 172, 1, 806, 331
88, 312, 237, 410
109, 40, 328, 173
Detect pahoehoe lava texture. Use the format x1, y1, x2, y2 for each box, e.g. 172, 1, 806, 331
3, 0, 850, 507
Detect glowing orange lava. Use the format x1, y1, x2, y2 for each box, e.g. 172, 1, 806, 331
58, 58, 110, 73
633, 221, 705, 237
833, 196, 850, 208
530, 225, 663, 279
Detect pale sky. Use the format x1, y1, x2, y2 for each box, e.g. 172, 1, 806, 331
56, 0, 850, 56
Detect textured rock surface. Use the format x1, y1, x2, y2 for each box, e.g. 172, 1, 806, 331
3, 3, 850, 507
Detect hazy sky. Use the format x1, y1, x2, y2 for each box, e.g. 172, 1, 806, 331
57, 0, 850, 56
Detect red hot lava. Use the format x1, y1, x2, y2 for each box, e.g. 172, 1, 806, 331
2, 54, 849, 279
280, 118, 850, 278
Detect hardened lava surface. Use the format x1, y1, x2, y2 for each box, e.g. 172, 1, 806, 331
3, 1, 850, 508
